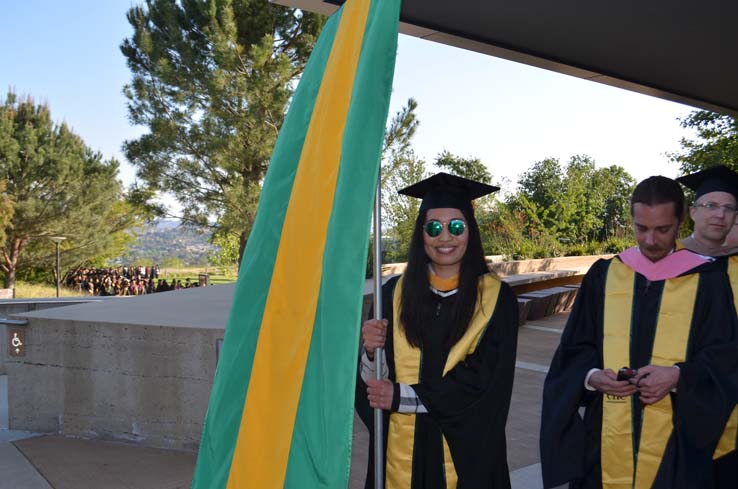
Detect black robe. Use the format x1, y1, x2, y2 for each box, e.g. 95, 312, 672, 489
356, 274, 519, 489
715, 256, 738, 489
540, 258, 738, 489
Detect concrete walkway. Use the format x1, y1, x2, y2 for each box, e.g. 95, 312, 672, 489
0, 431, 51, 489
1, 313, 567, 489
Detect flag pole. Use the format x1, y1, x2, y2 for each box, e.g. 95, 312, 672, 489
372, 174, 385, 489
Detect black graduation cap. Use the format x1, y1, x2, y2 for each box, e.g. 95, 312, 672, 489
398, 172, 499, 213
676, 165, 738, 201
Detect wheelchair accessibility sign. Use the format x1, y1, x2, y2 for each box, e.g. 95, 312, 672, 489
8, 328, 25, 357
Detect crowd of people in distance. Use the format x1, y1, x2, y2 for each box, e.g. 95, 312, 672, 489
64, 265, 202, 296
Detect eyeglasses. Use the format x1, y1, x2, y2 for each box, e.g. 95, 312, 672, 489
424, 219, 466, 237
694, 202, 738, 214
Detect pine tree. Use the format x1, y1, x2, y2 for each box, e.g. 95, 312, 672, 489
120, 0, 325, 261
0, 92, 139, 288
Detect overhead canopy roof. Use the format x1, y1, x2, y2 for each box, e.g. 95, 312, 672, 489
273, 0, 738, 117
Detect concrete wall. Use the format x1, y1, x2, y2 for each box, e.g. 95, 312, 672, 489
4, 317, 222, 450
0, 257, 606, 451
0, 297, 115, 317
0, 298, 118, 375
1, 326, 6, 375
488, 255, 612, 276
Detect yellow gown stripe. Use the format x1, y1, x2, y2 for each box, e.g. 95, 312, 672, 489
601, 260, 637, 489
387, 275, 421, 489
601, 260, 697, 489
387, 274, 501, 489
634, 273, 696, 488
225, 0, 372, 486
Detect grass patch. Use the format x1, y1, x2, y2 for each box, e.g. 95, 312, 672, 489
14, 281, 88, 299
9, 266, 238, 299
158, 266, 237, 286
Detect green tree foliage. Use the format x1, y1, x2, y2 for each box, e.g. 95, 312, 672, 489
591, 164, 636, 241
0, 93, 139, 288
478, 203, 534, 259
506, 155, 635, 254
120, 0, 325, 262
434, 150, 492, 184
0, 181, 14, 249
372, 103, 640, 263
378, 99, 424, 264
381, 98, 419, 169
670, 111, 738, 174
433, 149, 505, 254
512, 157, 565, 234
208, 230, 240, 270
381, 150, 426, 263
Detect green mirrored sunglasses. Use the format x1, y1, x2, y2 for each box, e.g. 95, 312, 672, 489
424, 219, 466, 237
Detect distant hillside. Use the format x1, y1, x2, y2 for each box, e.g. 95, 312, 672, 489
118, 220, 216, 266
154, 219, 181, 231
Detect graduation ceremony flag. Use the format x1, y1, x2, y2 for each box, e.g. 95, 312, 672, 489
191, 0, 400, 487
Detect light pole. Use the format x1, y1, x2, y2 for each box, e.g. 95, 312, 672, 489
49, 236, 66, 298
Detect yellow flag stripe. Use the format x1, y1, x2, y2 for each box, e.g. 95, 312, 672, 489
225, 0, 372, 486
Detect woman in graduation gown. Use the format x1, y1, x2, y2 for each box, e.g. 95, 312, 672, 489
355, 173, 519, 489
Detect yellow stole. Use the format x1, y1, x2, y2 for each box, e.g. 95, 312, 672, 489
385, 273, 502, 489
601, 259, 697, 489
714, 257, 738, 459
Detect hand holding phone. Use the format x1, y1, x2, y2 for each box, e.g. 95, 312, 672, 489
616, 367, 637, 381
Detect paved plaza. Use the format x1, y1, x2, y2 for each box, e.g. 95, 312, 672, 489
0, 313, 567, 489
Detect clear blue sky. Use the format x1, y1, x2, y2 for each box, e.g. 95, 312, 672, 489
1, 1, 698, 203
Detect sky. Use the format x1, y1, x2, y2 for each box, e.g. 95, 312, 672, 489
0, 0, 699, 208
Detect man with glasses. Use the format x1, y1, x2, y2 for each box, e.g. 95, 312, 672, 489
677, 165, 738, 257
541, 176, 738, 489
677, 165, 738, 489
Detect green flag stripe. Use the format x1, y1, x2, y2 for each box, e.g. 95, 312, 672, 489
191, 10, 343, 488
284, 0, 401, 487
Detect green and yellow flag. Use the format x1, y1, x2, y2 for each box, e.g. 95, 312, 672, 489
191, 0, 400, 487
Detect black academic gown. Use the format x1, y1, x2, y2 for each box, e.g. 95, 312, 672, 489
356, 274, 519, 489
714, 256, 738, 489
540, 258, 738, 489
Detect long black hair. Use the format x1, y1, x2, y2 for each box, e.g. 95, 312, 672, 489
399, 205, 489, 348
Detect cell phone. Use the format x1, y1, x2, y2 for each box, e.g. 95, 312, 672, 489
616, 367, 637, 381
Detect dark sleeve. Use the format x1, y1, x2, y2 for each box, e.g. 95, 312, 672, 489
411, 282, 519, 483
540, 260, 607, 488
669, 265, 738, 488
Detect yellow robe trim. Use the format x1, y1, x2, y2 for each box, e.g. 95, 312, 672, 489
386, 273, 502, 489
601, 259, 697, 489
715, 257, 738, 459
